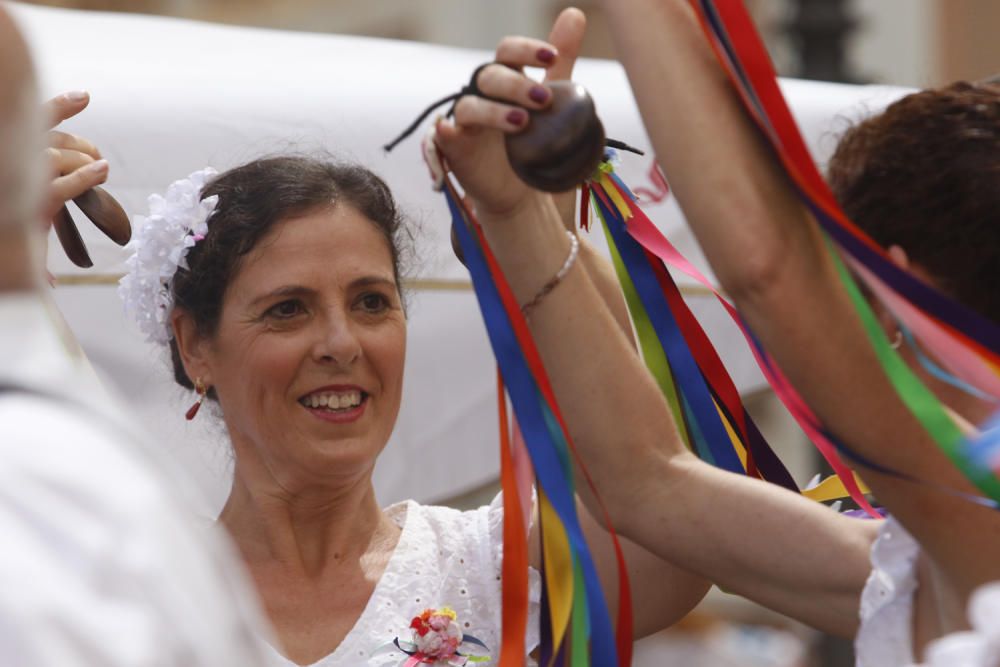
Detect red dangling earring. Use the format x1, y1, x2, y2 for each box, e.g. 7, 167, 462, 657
185, 377, 207, 421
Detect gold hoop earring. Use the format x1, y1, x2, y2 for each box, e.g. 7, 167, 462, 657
185, 377, 207, 421
890, 330, 903, 351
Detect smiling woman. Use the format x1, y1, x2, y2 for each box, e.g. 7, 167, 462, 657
119, 145, 710, 667
169, 161, 409, 486
109, 11, 721, 665
127, 156, 429, 664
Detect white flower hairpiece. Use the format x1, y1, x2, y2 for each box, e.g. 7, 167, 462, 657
119, 167, 219, 345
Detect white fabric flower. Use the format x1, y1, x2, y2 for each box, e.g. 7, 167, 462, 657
118, 168, 219, 344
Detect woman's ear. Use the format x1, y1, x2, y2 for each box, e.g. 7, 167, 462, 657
886, 244, 911, 272
171, 308, 212, 386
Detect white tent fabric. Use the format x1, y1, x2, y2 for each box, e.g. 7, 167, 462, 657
9, 2, 908, 514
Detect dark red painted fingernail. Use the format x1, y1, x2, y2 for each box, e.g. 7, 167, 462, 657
506, 109, 527, 126
536, 48, 556, 64
529, 85, 550, 104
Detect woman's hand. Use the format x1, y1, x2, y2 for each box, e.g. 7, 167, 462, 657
539, 9, 588, 230
43, 91, 108, 224
435, 8, 587, 220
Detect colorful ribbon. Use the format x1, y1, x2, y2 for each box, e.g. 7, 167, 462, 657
585, 159, 879, 511
442, 177, 632, 666
685, 0, 1000, 501
589, 164, 794, 483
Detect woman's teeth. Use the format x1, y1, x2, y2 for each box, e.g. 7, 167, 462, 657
301, 390, 363, 410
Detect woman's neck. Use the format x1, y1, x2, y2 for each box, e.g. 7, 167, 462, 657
219, 463, 395, 579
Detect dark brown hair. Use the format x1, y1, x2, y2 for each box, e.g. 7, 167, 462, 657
168, 155, 410, 391
827, 81, 1000, 322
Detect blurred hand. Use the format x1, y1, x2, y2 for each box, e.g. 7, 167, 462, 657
435, 8, 587, 220
43, 91, 108, 224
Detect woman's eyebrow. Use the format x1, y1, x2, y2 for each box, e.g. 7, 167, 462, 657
350, 276, 397, 290
249, 285, 315, 307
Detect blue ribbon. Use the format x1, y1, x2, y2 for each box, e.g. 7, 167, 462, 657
966, 411, 1000, 473
594, 187, 745, 474
899, 325, 998, 403
444, 185, 618, 665
602, 170, 798, 489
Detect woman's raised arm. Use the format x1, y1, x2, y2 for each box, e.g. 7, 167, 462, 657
435, 7, 886, 637
597, 0, 1000, 599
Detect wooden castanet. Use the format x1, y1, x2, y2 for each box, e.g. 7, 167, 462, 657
53, 205, 93, 268
52, 186, 132, 268
73, 186, 131, 246
505, 81, 605, 193
448, 81, 604, 266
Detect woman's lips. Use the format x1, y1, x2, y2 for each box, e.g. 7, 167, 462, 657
301, 395, 368, 424
298, 385, 369, 423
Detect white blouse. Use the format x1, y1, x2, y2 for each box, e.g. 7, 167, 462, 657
264, 494, 541, 666
856, 516, 920, 666
856, 516, 1000, 667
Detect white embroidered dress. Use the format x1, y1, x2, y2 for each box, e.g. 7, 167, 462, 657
263, 495, 541, 666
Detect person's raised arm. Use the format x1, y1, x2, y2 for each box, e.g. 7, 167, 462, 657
435, 8, 880, 637
599, 0, 1000, 601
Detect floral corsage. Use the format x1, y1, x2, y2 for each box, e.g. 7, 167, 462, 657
377, 607, 490, 666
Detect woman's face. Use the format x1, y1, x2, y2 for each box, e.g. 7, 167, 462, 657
202, 203, 406, 487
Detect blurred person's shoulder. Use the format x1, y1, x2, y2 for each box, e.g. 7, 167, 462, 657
0, 293, 273, 666
0, 292, 161, 508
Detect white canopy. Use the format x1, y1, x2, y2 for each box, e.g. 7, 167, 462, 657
9, 2, 908, 513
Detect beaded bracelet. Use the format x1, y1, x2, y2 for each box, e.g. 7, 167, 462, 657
521, 230, 580, 318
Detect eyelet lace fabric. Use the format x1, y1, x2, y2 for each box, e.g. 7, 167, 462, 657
855, 516, 919, 667
264, 494, 541, 666
855, 517, 1000, 667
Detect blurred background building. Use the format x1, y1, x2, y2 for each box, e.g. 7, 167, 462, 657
19, 0, 1000, 87
16, 1, 998, 666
